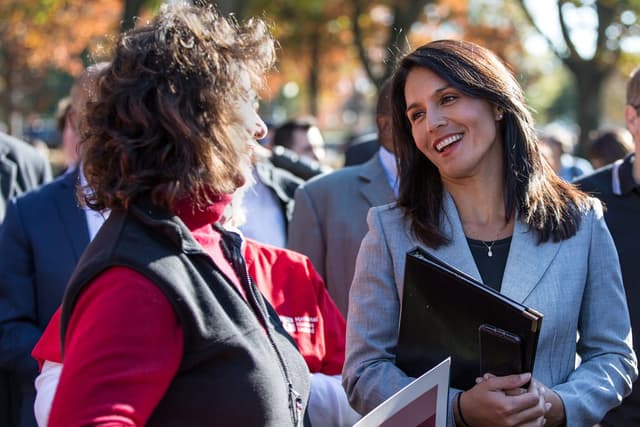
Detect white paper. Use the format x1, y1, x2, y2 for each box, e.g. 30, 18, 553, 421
354, 357, 450, 427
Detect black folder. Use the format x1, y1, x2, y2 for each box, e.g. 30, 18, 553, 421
396, 247, 543, 390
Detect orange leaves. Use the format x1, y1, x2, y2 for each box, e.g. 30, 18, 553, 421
1, 0, 123, 76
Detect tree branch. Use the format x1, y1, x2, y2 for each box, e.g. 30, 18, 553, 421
350, 0, 380, 87
556, 0, 581, 65
514, 0, 565, 60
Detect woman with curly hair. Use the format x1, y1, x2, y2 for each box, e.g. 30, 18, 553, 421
342, 40, 636, 426
48, 3, 310, 426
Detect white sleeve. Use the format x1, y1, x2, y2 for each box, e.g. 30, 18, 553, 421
308, 373, 361, 427
33, 361, 62, 427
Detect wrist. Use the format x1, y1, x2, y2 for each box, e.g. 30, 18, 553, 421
545, 390, 566, 426
455, 391, 471, 427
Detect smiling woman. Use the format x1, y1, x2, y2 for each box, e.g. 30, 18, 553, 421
403, 66, 504, 182
342, 39, 637, 427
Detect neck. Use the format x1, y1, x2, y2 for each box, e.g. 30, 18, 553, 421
445, 178, 513, 241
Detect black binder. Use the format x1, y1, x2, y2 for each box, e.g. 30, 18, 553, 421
396, 247, 543, 390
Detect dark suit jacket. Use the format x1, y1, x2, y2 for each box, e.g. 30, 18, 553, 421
0, 131, 52, 427
343, 133, 379, 167
255, 159, 303, 224
0, 170, 89, 427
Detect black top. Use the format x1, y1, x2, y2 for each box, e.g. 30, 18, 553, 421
467, 236, 512, 292
574, 153, 640, 426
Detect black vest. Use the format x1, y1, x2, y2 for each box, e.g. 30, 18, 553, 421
60, 199, 310, 426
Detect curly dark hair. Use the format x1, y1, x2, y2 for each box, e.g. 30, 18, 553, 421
81, 2, 275, 211
390, 40, 591, 247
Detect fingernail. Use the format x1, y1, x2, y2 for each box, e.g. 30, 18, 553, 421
540, 386, 546, 394
545, 402, 552, 411
521, 373, 531, 381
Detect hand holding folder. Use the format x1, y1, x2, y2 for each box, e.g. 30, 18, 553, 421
396, 247, 543, 390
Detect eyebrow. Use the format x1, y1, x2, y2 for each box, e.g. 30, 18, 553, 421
405, 84, 453, 113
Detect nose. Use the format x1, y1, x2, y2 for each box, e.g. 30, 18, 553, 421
426, 108, 446, 132
254, 115, 268, 140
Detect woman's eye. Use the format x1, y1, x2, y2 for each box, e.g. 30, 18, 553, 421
441, 94, 457, 104
410, 111, 425, 122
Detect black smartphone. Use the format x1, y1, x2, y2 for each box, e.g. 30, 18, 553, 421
478, 323, 524, 377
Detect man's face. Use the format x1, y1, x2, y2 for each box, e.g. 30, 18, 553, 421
625, 104, 640, 151
289, 126, 325, 162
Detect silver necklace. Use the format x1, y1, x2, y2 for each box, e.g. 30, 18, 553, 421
481, 240, 496, 257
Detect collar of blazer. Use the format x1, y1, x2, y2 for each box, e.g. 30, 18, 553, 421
0, 146, 17, 202
406, 192, 562, 304
357, 155, 396, 208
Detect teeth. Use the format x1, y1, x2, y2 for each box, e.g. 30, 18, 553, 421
435, 134, 462, 152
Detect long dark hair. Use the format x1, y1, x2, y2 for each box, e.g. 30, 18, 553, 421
391, 39, 590, 247
81, 3, 275, 211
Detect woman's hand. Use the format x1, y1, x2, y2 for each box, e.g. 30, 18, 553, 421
454, 373, 549, 427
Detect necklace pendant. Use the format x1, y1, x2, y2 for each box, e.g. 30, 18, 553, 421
488, 249, 493, 257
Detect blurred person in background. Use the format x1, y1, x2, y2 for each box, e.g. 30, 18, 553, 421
288, 79, 396, 317
586, 127, 634, 169
53, 97, 73, 175
0, 130, 51, 427
272, 116, 330, 168
539, 124, 593, 181
237, 142, 303, 248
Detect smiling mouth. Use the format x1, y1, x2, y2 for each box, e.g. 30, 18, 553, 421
435, 134, 463, 153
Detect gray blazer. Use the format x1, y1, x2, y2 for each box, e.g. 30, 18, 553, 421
288, 154, 395, 316
343, 193, 637, 426
0, 132, 52, 223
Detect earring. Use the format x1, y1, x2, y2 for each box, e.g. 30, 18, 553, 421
496, 112, 503, 121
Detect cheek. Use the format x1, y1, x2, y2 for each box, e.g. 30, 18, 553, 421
411, 127, 433, 158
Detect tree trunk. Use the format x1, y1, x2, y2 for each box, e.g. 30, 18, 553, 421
308, 26, 321, 117
351, 0, 432, 89
571, 64, 609, 157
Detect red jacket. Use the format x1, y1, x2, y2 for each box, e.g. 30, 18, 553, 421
33, 238, 346, 376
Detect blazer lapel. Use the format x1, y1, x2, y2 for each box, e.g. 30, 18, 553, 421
400, 191, 561, 302
55, 170, 91, 258
500, 218, 562, 303
403, 192, 483, 282
358, 156, 396, 208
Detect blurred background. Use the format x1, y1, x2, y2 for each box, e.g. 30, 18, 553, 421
1, 0, 640, 172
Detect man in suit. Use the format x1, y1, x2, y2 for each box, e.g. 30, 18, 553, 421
236, 142, 303, 248
0, 131, 52, 427
287, 80, 395, 316
343, 131, 379, 167
574, 65, 640, 426
0, 64, 102, 427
